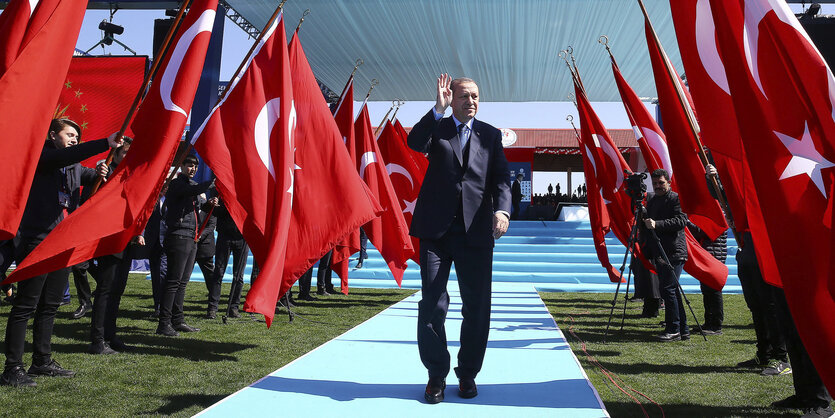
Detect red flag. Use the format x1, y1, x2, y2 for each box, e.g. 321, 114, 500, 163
611, 60, 728, 291
395, 118, 429, 174
669, 0, 779, 287
0, 0, 86, 240
708, 0, 835, 392
355, 105, 414, 285
377, 120, 425, 263
281, 32, 381, 296
576, 134, 622, 283
644, 17, 729, 240
0, 0, 35, 74
330, 76, 361, 286
192, 13, 294, 327
5, 0, 220, 284
55, 57, 147, 168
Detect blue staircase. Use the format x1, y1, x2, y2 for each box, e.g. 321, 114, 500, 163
193, 220, 742, 293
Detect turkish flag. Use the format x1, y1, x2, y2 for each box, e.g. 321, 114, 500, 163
5, 0, 219, 284
395, 118, 429, 174
611, 60, 728, 291
377, 120, 425, 263
670, 0, 779, 287
280, 32, 381, 296
0, 0, 85, 240
644, 18, 729, 241
56, 56, 147, 169
192, 13, 295, 327
355, 105, 414, 285
576, 135, 622, 284
330, 76, 362, 286
708, 0, 835, 393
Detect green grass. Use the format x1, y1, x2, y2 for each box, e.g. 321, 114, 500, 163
540, 292, 798, 417
0, 275, 415, 417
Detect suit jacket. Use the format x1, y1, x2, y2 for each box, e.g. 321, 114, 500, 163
511, 180, 522, 205
407, 110, 511, 246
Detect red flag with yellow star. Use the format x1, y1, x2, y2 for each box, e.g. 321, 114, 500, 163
55, 56, 147, 167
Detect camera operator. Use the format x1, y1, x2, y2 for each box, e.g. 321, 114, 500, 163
641, 169, 689, 342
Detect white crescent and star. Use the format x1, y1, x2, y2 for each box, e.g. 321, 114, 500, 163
160, 9, 216, 117
637, 126, 673, 180
386, 163, 414, 188
359, 151, 377, 180
695, 0, 730, 95
584, 144, 611, 205
775, 122, 834, 198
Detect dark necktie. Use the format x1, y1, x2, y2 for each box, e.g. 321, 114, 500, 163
457, 124, 468, 153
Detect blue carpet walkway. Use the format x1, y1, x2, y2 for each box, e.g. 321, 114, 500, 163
197, 282, 608, 417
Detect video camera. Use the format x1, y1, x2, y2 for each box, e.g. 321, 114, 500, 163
623, 170, 647, 204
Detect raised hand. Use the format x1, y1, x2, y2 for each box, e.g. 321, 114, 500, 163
434, 73, 452, 114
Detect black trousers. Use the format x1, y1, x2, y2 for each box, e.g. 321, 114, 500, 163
90, 255, 121, 343
700, 283, 724, 330
317, 250, 333, 291
774, 288, 832, 408
297, 268, 313, 297
72, 260, 92, 307
148, 241, 167, 310
737, 246, 787, 362
160, 236, 198, 326
207, 235, 248, 312
657, 260, 686, 335
417, 220, 493, 380
5, 241, 68, 369
358, 228, 368, 260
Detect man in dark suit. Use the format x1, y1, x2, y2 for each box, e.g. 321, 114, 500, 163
511, 173, 523, 220
407, 74, 511, 404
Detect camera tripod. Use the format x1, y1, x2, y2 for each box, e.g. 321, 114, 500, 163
603, 199, 707, 342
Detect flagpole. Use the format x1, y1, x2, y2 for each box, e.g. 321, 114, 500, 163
390, 99, 404, 122
295, 9, 309, 33
637, 0, 738, 233
566, 115, 581, 141
373, 100, 397, 137
162, 0, 289, 191
88, 0, 196, 195
333, 59, 362, 116
359, 78, 378, 112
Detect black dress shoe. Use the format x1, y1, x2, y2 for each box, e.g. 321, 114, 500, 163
71, 303, 91, 320
156, 324, 179, 337
297, 293, 317, 301
316, 288, 330, 296
424, 377, 445, 404
657, 332, 681, 342
325, 286, 339, 295
355, 260, 363, 269
173, 323, 200, 333
88, 341, 118, 355
458, 377, 478, 398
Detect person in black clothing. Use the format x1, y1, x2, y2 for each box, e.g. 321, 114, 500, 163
206, 198, 249, 319
145, 185, 168, 318
195, 191, 218, 313
356, 228, 368, 269
511, 173, 523, 220
316, 250, 336, 296
70, 261, 92, 319
0, 119, 121, 387
157, 155, 214, 337
686, 220, 726, 335
640, 169, 689, 342
87, 138, 137, 355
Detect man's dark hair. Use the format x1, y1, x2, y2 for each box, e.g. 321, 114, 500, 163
651, 168, 670, 181
516, 173, 523, 180
182, 154, 199, 166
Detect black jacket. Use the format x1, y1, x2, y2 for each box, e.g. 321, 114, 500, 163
164, 174, 214, 240
17, 139, 109, 244
215, 199, 243, 241
642, 191, 688, 263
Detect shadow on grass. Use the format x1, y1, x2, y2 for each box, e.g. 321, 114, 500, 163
150, 393, 226, 416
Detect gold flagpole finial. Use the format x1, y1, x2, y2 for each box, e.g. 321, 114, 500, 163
365, 78, 379, 99
295, 9, 310, 32
350, 59, 364, 78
